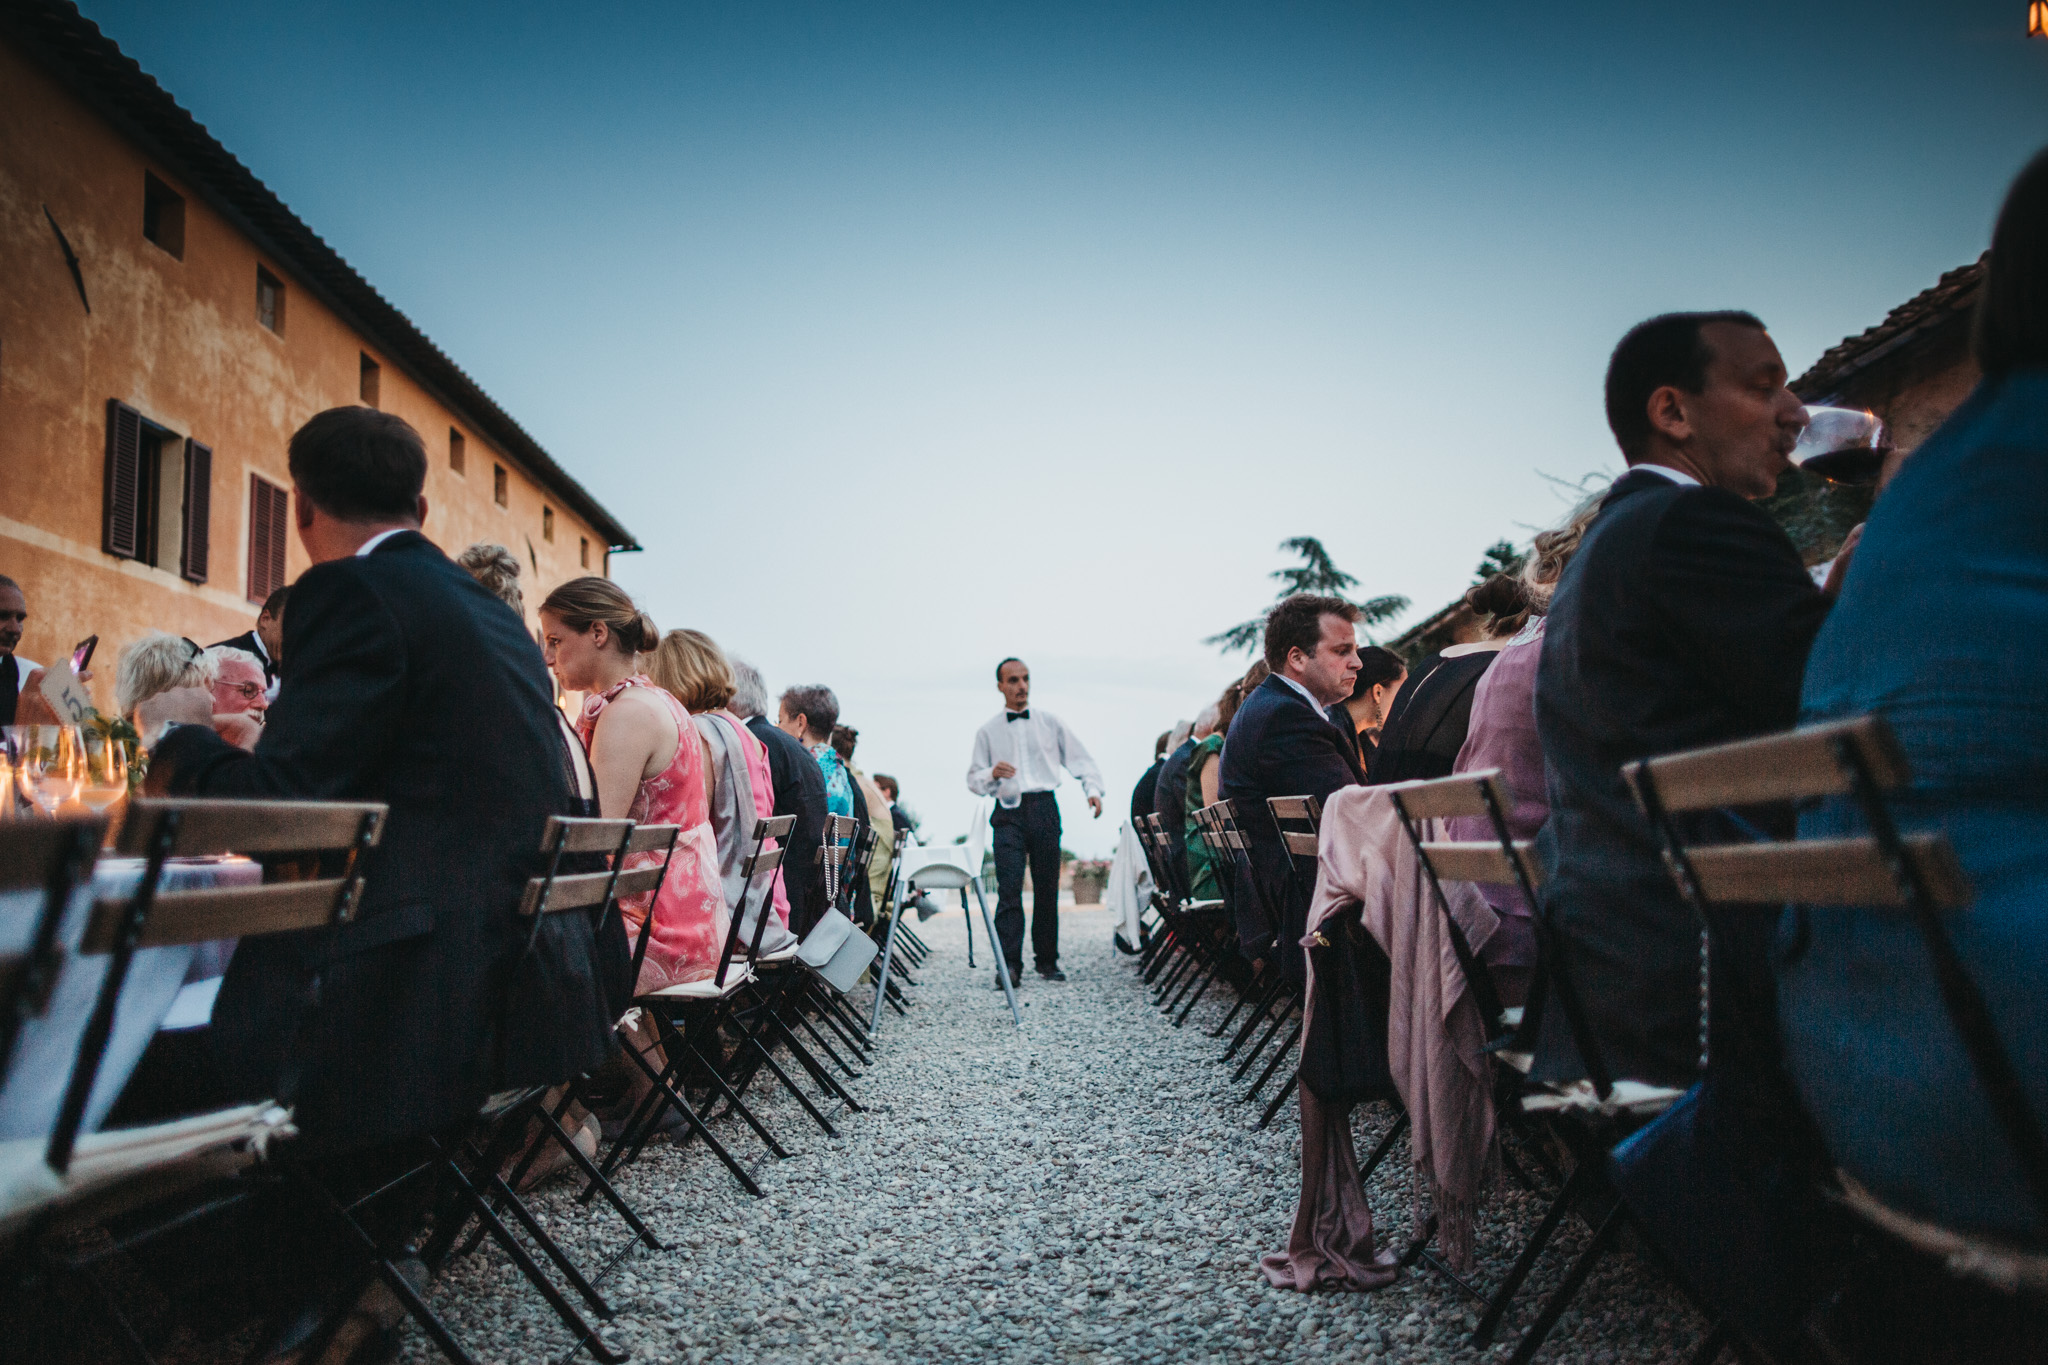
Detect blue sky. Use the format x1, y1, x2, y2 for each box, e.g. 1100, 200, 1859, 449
79, 0, 2048, 853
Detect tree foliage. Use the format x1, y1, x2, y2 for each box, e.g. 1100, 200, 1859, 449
1474, 539, 1526, 583
1206, 536, 1412, 655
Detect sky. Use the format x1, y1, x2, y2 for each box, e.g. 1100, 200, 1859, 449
77, 0, 2048, 854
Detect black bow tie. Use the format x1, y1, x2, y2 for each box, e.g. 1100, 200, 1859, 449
1006, 710, 1030, 722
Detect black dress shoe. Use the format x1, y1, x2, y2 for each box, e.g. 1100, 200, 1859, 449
1037, 968, 1067, 982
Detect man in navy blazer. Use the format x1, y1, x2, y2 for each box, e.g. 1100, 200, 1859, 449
1218, 593, 1365, 967
140, 407, 614, 1156
1533, 312, 1838, 1089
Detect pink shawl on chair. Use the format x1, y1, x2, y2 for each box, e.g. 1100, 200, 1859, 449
1262, 785, 1502, 1284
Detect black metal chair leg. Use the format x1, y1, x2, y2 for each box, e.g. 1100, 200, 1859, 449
1245, 1020, 1301, 1105
1257, 1068, 1297, 1130
1473, 1156, 1594, 1347
1360, 1107, 1410, 1181
1505, 1205, 1622, 1365
1172, 962, 1220, 1027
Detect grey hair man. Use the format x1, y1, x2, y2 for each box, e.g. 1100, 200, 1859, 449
729, 658, 831, 935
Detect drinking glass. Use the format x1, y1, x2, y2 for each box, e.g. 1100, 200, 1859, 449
6, 724, 82, 816
79, 733, 130, 814
1792, 407, 1890, 485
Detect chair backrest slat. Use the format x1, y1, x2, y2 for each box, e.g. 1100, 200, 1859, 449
624, 823, 680, 856
1280, 830, 1319, 857
115, 798, 385, 858
518, 870, 620, 917
1384, 770, 1508, 823
753, 814, 797, 841
0, 819, 106, 894
1268, 795, 1321, 823
1417, 840, 1546, 888
740, 845, 786, 878
84, 879, 352, 951
1626, 716, 1909, 815
539, 816, 635, 855
1684, 835, 1969, 909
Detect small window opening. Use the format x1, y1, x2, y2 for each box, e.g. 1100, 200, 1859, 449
142, 172, 185, 259
449, 428, 466, 474
359, 353, 381, 407
580, 537, 590, 569
493, 463, 508, 507
542, 506, 554, 542
256, 266, 284, 333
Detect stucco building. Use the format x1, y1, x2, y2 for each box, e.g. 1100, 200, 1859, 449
0, 0, 636, 712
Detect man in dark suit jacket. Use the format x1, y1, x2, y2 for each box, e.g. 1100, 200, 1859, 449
140, 407, 613, 1157
728, 659, 829, 937
1533, 312, 1836, 1087
209, 583, 289, 687
1218, 594, 1365, 966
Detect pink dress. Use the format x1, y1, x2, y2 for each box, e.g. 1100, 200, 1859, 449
731, 717, 791, 928
578, 676, 729, 991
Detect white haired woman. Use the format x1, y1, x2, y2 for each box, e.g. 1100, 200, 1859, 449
124, 633, 260, 751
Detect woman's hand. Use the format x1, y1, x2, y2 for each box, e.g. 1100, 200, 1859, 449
213, 712, 263, 751
1821, 523, 1864, 599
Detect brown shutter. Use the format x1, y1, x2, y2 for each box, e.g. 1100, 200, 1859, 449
180, 440, 211, 583
103, 400, 143, 558
248, 477, 288, 603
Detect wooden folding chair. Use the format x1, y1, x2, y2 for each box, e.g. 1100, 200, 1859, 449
26, 799, 392, 1364
1196, 800, 1303, 1114
426, 816, 672, 1365
0, 818, 104, 1087
1621, 718, 2048, 1342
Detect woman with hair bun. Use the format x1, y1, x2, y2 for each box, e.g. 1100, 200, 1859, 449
538, 577, 728, 992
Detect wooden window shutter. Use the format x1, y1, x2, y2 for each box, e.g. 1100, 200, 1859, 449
180, 440, 211, 583
103, 400, 143, 558
247, 477, 288, 604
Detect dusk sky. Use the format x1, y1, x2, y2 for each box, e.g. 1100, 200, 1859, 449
79, 0, 2048, 853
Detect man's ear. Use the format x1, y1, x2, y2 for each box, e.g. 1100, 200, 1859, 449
1645, 385, 1693, 445
415, 494, 429, 528
294, 485, 316, 530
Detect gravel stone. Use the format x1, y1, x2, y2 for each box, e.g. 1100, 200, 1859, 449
400, 907, 1711, 1363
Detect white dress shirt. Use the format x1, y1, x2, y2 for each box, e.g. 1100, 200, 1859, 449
966, 707, 1105, 809
355, 527, 409, 556
1275, 671, 1333, 722
1631, 463, 1701, 488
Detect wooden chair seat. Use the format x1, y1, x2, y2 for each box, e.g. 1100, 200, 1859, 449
642, 967, 753, 1001
1519, 1078, 1687, 1118
1830, 1169, 2048, 1296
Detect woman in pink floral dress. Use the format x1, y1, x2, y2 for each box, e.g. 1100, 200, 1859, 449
539, 578, 727, 993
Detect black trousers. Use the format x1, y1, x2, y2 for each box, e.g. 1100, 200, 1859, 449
992, 791, 1061, 974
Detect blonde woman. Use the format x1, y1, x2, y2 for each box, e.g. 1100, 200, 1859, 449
120, 632, 261, 750
646, 629, 795, 955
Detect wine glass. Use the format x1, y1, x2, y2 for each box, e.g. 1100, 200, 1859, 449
1792, 407, 1891, 486
78, 732, 130, 814
7, 724, 81, 816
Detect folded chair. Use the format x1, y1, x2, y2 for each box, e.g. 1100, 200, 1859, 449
23, 799, 388, 1364
1377, 772, 1698, 1357
1616, 716, 2023, 1363
1196, 800, 1302, 1114
424, 817, 678, 1365
899, 815, 1020, 1029
604, 814, 807, 1190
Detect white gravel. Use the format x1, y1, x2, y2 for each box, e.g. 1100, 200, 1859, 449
409, 906, 1710, 1364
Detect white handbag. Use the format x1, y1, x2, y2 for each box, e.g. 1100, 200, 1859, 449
796, 907, 878, 994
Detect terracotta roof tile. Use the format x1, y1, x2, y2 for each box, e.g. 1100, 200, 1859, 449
1792, 255, 1986, 402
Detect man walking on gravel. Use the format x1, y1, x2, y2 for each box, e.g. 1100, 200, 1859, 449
966, 658, 1104, 986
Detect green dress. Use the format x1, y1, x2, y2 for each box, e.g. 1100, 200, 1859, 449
1182, 733, 1225, 899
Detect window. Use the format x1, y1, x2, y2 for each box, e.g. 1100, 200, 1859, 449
142, 172, 184, 259
580, 537, 590, 569
359, 353, 380, 407
102, 400, 210, 583
542, 506, 554, 542
493, 463, 507, 508
256, 266, 284, 333
448, 427, 465, 474
247, 476, 290, 604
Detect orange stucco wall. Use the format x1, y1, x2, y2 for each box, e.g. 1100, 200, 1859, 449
0, 38, 610, 714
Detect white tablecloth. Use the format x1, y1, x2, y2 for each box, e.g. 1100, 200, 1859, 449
0, 856, 257, 1141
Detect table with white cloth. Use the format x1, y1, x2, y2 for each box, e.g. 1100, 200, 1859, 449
0, 855, 258, 1142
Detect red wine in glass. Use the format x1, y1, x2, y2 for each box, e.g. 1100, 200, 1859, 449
1793, 407, 1888, 486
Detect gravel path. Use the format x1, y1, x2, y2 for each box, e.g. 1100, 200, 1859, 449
413, 906, 1709, 1364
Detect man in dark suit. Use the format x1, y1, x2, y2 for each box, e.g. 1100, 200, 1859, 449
1533, 312, 1835, 1087
728, 657, 829, 937
139, 407, 613, 1156
1130, 733, 1167, 826
209, 583, 289, 688
1151, 722, 1198, 888
1218, 594, 1365, 965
